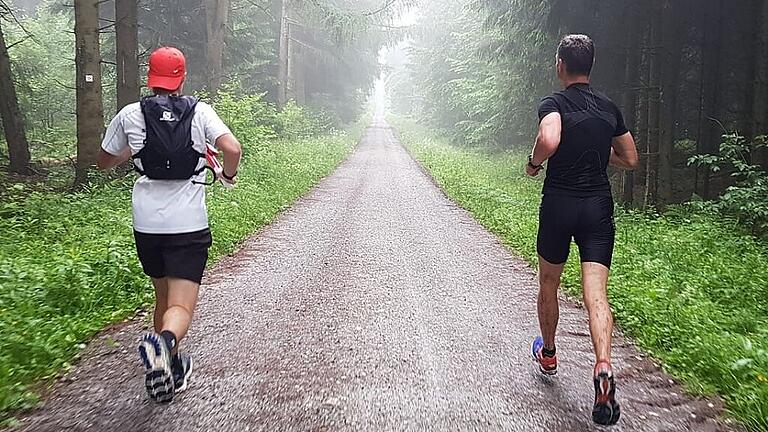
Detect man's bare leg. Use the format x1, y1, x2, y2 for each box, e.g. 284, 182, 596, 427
161, 277, 200, 349
151, 278, 169, 333
581, 262, 612, 363
139, 277, 199, 402
538, 256, 565, 350
583, 261, 620, 425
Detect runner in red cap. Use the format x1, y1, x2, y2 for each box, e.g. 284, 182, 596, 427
96, 46, 242, 403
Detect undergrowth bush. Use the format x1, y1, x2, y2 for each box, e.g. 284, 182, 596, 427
275, 101, 337, 139
689, 133, 768, 237
210, 87, 278, 151
207, 84, 337, 148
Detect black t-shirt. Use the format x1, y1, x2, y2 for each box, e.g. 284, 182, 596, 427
537, 83, 628, 197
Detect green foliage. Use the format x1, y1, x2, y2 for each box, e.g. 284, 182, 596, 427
293, 0, 415, 45
225, 0, 276, 93
206, 85, 279, 150
205, 86, 337, 143
5, 6, 76, 158
394, 117, 768, 431
386, 0, 554, 147
275, 101, 336, 139
282, 0, 414, 123
0, 107, 356, 420
689, 134, 768, 236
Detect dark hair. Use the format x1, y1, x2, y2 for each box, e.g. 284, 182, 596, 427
557, 34, 594, 76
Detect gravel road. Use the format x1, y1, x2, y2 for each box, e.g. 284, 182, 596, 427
13, 119, 736, 432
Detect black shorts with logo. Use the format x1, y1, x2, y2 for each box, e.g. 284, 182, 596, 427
134, 228, 212, 284
536, 194, 615, 268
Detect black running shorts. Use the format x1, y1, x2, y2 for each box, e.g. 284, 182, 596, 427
134, 228, 212, 284
536, 195, 615, 268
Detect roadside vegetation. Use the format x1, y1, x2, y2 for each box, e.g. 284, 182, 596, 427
393, 117, 768, 431
0, 92, 357, 419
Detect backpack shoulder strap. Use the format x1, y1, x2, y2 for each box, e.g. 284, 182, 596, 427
131, 96, 159, 176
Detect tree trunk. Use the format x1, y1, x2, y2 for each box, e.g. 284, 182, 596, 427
205, 0, 230, 95
0, 19, 32, 175
657, 0, 685, 206
277, 0, 290, 109
286, 21, 301, 103
645, 6, 662, 207
636, 20, 652, 208
74, 0, 105, 187
697, 0, 725, 199
115, 0, 139, 111
293, 48, 306, 104
621, 50, 640, 207
620, 4, 644, 207
750, 0, 768, 137
750, 0, 768, 166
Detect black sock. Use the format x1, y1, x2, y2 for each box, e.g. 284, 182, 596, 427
160, 330, 177, 353
171, 353, 182, 371
542, 347, 557, 358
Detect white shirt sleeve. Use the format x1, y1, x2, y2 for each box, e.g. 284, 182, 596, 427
101, 109, 129, 156
197, 102, 233, 146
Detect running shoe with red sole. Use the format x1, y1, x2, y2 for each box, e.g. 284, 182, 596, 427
593, 361, 621, 426
531, 336, 558, 375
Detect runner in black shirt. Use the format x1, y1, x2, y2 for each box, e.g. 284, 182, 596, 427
526, 34, 638, 426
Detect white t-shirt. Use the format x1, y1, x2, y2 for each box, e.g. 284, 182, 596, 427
101, 100, 232, 234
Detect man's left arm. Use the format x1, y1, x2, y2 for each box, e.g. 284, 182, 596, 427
527, 112, 562, 177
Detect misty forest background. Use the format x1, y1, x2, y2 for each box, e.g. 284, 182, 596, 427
1, 0, 768, 430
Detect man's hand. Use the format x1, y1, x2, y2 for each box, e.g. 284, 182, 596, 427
526, 162, 542, 177
215, 133, 242, 182
526, 154, 544, 177
97, 147, 132, 171
219, 170, 237, 189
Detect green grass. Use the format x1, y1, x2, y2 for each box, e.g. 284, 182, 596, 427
392, 117, 768, 431
0, 130, 356, 420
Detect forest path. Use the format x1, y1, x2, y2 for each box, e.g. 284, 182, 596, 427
14, 118, 733, 432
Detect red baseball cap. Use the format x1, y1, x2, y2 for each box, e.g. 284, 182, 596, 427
147, 46, 186, 91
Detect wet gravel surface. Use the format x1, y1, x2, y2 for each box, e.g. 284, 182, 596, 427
13, 119, 737, 431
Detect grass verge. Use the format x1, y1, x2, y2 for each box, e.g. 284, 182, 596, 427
392, 117, 768, 431
0, 130, 356, 420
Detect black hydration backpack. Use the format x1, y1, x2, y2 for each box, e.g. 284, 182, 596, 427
133, 95, 205, 180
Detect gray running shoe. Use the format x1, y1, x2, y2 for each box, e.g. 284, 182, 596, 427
138, 333, 175, 403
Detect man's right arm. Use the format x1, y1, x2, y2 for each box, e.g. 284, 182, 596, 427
610, 132, 638, 170
97, 111, 131, 170
527, 97, 562, 177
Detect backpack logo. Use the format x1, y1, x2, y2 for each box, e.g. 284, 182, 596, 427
160, 111, 176, 122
